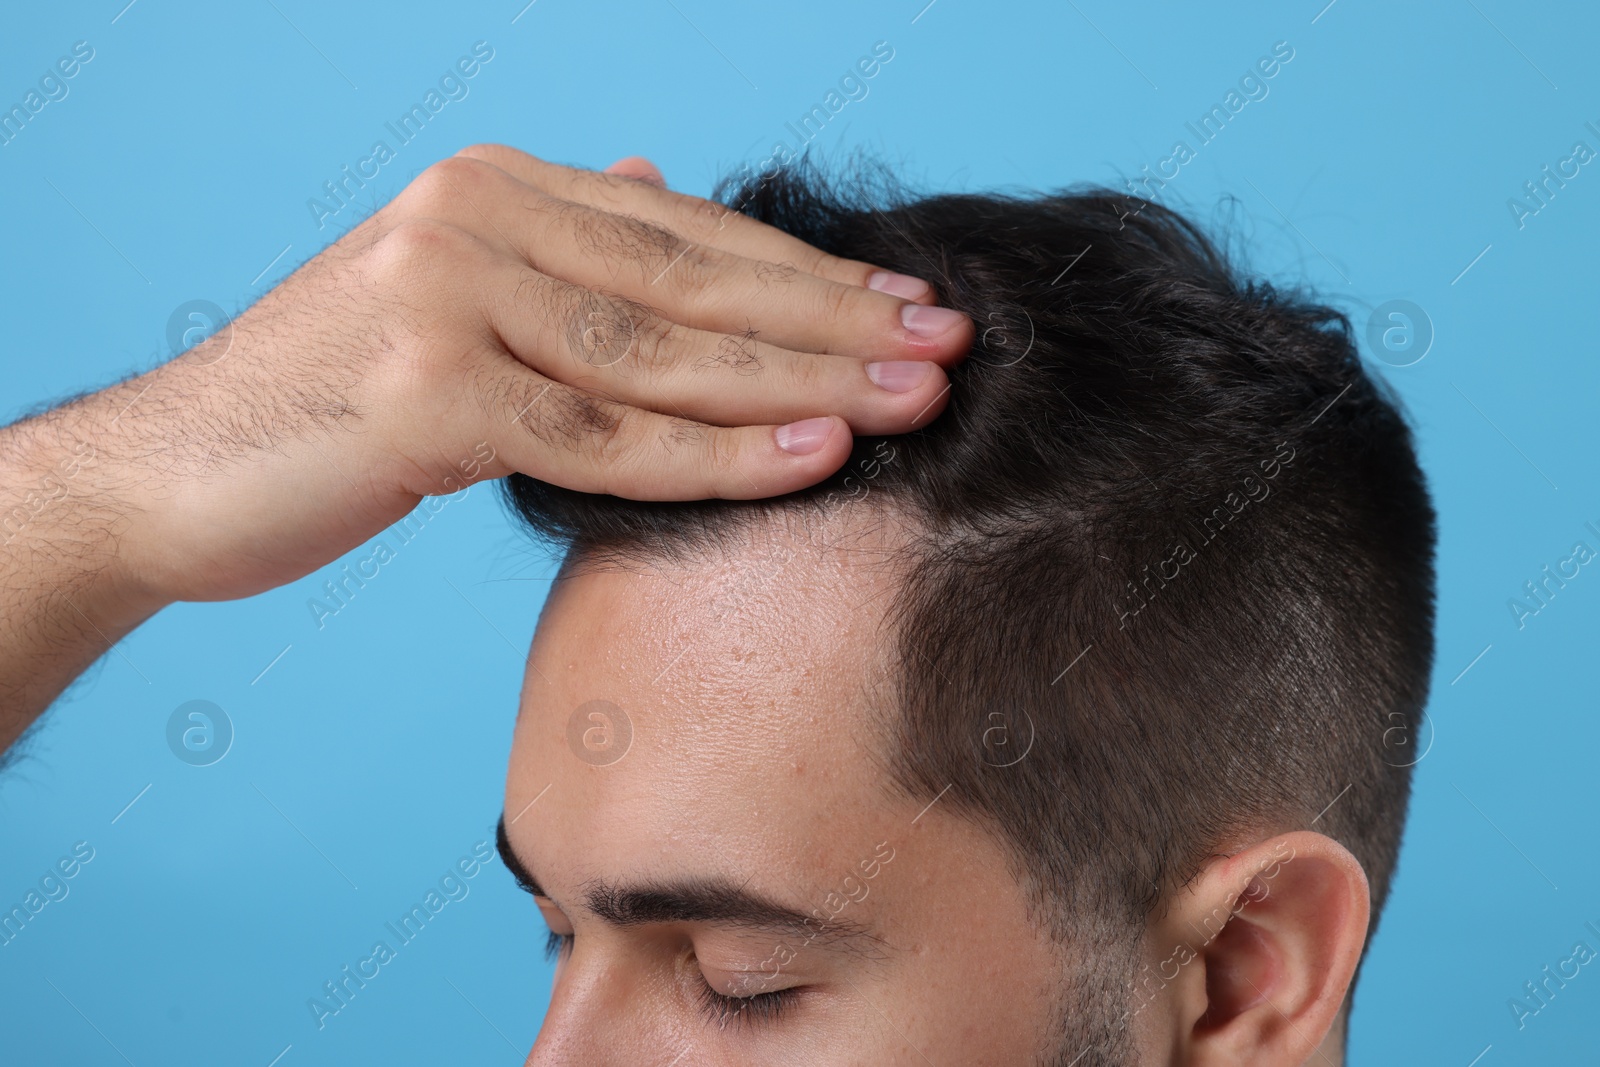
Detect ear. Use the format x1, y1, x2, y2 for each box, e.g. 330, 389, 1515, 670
1141, 831, 1370, 1066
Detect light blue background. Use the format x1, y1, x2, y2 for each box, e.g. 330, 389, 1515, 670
2, 1, 1596, 1063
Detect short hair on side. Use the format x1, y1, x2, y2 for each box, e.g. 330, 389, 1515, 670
502, 158, 1437, 1048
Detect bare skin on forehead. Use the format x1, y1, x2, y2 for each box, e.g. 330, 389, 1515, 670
502, 512, 1066, 1065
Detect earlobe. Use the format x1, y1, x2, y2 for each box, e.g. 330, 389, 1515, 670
1145, 831, 1370, 1066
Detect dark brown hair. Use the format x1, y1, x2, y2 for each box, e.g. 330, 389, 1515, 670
503, 160, 1436, 1052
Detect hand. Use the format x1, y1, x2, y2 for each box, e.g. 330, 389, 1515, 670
0, 145, 971, 740
20, 145, 971, 611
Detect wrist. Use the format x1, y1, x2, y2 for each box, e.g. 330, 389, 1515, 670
0, 402, 168, 631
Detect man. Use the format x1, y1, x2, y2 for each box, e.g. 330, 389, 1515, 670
490, 163, 1435, 1065
0, 147, 1434, 1065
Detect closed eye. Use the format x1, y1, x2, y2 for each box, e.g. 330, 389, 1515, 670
540, 926, 800, 1029
545, 929, 573, 963
693, 977, 801, 1031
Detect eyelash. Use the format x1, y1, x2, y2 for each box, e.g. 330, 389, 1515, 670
694, 980, 798, 1031
544, 929, 572, 963
541, 931, 797, 1029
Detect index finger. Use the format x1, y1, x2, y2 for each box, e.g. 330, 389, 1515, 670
453, 143, 939, 303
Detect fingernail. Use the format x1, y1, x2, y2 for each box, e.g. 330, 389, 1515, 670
868, 270, 933, 301
866, 360, 932, 393
901, 303, 966, 339
774, 417, 834, 456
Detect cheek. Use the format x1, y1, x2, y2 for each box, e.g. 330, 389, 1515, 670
852, 829, 1066, 1059
909, 926, 1060, 1055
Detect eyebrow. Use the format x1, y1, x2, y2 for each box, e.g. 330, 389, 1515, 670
496, 814, 878, 950
497, 815, 544, 895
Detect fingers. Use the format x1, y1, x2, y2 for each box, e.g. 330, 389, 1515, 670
525, 198, 970, 361
483, 264, 953, 434
413, 157, 971, 362
472, 365, 854, 500
374, 151, 967, 505
453, 143, 938, 305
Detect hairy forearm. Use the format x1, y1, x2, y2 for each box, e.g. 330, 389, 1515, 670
0, 391, 163, 751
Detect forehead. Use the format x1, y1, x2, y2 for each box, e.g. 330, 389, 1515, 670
505, 518, 910, 883
501, 518, 1070, 1058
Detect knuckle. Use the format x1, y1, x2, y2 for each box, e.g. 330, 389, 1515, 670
543, 279, 589, 358
656, 241, 720, 301
622, 215, 687, 273
566, 207, 707, 295
568, 205, 677, 261
455, 142, 522, 167
818, 280, 858, 322
457, 143, 546, 186
808, 249, 861, 283
573, 394, 629, 462
403, 155, 494, 213
560, 287, 659, 370
510, 267, 559, 321
590, 168, 639, 196
702, 427, 742, 484
753, 259, 801, 286
431, 154, 493, 185
629, 310, 676, 371
519, 190, 567, 232
521, 381, 627, 459
469, 364, 522, 419
367, 219, 474, 280
785, 349, 821, 391
684, 193, 740, 239
698, 328, 764, 376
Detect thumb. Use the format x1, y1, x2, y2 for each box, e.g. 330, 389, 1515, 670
602, 155, 666, 188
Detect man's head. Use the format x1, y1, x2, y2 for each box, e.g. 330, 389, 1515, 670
496, 163, 1436, 1065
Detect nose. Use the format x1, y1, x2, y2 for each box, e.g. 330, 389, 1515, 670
522, 954, 680, 1066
